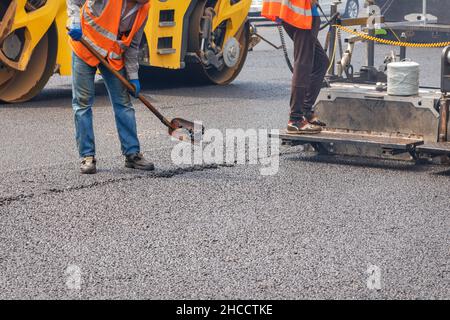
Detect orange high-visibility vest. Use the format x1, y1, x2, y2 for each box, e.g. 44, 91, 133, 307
262, 0, 313, 30
70, 0, 150, 71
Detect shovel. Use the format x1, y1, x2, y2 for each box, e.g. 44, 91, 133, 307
74, 32, 204, 143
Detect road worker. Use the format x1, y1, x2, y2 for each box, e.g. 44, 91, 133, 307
262, 0, 329, 134
67, 0, 155, 174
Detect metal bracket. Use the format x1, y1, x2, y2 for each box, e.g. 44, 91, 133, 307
441, 46, 450, 93
439, 95, 449, 142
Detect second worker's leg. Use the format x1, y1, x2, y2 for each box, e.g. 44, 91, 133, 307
304, 40, 329, 126
304, 17, 330, 126
283, 22, 321, 134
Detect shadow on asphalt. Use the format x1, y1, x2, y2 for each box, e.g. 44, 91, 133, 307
284, 153, 434, 173
433, 168, 450, 176
0, 79, 287, 109
0, 83, 105, 109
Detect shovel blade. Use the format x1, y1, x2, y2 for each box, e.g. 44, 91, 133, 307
169, 118, 205, 144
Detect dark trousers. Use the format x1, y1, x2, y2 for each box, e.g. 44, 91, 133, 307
283, 16, 329, 121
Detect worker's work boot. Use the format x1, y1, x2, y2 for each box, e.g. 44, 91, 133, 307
306, 112, 327, 127
287, 118, 322, 134
125, 152, 155, 171
80, 156, 97, 174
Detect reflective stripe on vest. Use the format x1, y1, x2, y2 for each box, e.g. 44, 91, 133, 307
268, 0, 312, 17
69, 0, 150, 70
83, 35, 108, 57
109, 52, 122, 60
262, 0, 313, 30
117, 40, 127, 51
82, 10, 117, 42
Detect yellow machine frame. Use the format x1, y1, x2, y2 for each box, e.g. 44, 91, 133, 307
1, 0, 251, 75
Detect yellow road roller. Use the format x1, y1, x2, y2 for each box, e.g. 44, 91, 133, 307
0, 0, 252, 103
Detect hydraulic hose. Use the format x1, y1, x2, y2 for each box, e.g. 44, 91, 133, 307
320, 12, 339, 31
277, 3, 339, 74
277, 24, 294, 73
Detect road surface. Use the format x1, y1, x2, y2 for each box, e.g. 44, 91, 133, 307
0, 26, 449, 299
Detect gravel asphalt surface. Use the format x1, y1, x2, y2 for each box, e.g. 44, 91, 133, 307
0, 26, 449, 300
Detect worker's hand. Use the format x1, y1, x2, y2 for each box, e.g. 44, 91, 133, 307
311, 0, 319, 6
129, 79, 141, 98
68, 24, 83, 41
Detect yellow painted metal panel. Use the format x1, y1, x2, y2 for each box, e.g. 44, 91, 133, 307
5, 0, 61, 70
213, 0, 252, 44
2, 0, 251, 74
143, 0, 191, 69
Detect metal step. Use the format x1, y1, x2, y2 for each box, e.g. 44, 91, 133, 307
159, 21, 176, 27
157, 48, 176, 55
272, 129, 424, 151
417, 142, 450, 155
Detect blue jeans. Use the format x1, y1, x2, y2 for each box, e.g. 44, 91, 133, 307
72, 53, 140, 157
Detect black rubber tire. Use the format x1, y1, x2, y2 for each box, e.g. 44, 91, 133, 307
139, 1, 250, 87
0, 23, 57, 103
185, 1, 251, 85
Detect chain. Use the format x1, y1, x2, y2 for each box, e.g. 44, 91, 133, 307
335, 24, 450, 48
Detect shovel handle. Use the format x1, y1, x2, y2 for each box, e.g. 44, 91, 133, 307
70, 30, 174, 129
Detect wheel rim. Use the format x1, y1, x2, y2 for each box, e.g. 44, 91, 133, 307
0, 1, 56, 103
202, 22, 250, 85
188, 2, 250, 85
347, 0, 359, 19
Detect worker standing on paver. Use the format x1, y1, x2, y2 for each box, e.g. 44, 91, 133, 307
262, 0, 329, 134
67, 0, 155, 174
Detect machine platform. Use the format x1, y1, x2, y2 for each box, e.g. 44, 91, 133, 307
417, 143, 450, 155
272, 129, 424, 155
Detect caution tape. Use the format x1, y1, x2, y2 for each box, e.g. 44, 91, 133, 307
334, 25, 450, 48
